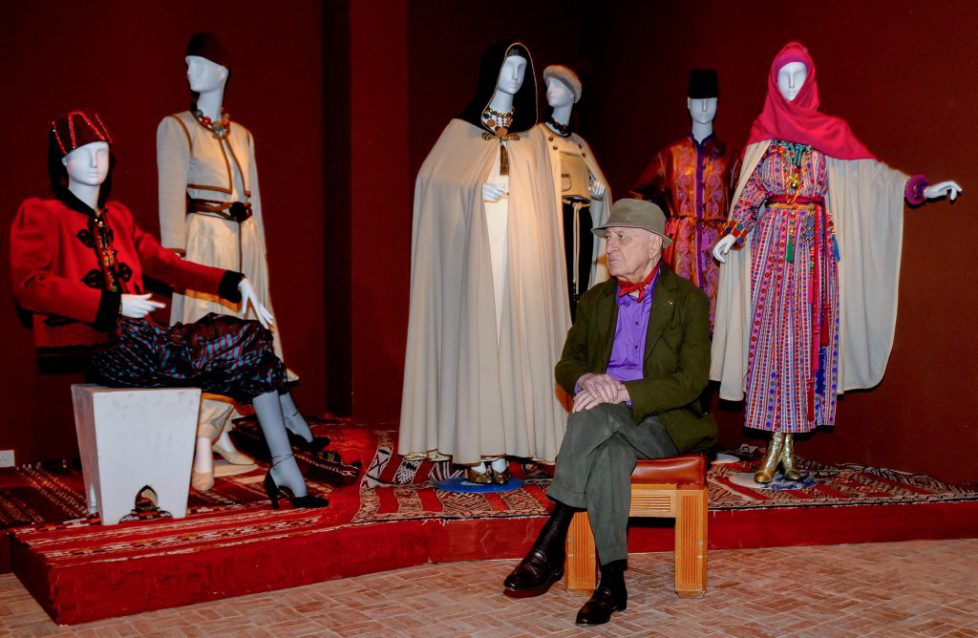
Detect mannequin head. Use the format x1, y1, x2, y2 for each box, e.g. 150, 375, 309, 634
686, 98, 718, 125
546, 77, 576, 109
777, 61, 807, 102
186, 55, 228, 93
48, 110, 114, 204
460, 40, 539, 133
62, 142, 110, 188
495, 52, 527, 96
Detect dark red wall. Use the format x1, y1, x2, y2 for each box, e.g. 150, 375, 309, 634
2, 0, 975, 483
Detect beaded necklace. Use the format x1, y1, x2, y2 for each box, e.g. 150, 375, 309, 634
776, 141, 809, 203
191, 102, 231, 138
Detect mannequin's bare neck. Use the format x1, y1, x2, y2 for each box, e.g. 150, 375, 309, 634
196, 86, 226, 121
68, 181, 100, 210
487, 90, 515, 115
691, 120, 714, 144
549, 104, 573, 126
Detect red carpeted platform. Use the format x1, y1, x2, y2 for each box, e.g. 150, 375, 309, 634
3, 423, 978, 625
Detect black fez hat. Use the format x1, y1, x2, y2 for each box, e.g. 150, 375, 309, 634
688, 68, 718, 99
186, 32, 233, 70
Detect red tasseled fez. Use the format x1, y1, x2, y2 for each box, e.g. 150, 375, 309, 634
49, 110, 112, 157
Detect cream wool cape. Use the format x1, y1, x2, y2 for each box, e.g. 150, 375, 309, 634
157, 112, 283, 360
711, 140, 907, 401
399, 119, 570, 464
536, 123, 611, 289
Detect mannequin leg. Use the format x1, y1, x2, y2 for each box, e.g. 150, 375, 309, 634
192, 436, 215, 491
253, 391, 308, 497
279, 391, 313, 443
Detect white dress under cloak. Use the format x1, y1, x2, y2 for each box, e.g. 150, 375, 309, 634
711, 140, 907, 401
399, 119, 570, 464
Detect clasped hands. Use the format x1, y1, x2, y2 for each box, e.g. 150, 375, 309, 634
573, 372, 630, 413
119, 278, 274, 328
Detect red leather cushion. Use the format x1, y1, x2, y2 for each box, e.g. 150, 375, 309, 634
631, 453, 706, 487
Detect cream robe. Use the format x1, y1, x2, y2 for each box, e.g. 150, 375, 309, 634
157, 112, 282, 358
711, 140, 907, 401
536, 123, 611, 290
399, 119, 570, 464
157, 112, 284, 439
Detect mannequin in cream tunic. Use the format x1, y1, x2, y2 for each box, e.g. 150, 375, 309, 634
536, 65, 610, 317
158, 38, 306, 489
399, 41, 568, 484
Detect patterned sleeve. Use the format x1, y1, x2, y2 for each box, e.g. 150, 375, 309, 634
723, 152, 770, 245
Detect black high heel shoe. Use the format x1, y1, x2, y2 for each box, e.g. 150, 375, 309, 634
263, 471, 329, 510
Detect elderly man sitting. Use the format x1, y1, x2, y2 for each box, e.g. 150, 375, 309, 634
503, 198, 717, 626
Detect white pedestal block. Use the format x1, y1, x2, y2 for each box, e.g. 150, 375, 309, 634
71, 384, 201, 525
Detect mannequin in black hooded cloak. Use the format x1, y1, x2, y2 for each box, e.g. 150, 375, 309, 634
399, 40, 568, 483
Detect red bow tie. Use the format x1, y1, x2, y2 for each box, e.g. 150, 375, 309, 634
617, 264, 660, 301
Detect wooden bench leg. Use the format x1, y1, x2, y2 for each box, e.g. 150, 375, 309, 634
674, 488, 707, 598
564, 511, 597, 594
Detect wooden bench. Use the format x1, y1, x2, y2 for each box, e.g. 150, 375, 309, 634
563, 452, 708, 598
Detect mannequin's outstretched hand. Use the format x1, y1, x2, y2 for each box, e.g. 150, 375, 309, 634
482, 183, 508, 203
238, 278, 274, 329
923, 180, 962, 202
713, 234, 737, 263
120, 293, 166, 319
589, 177, 606, 199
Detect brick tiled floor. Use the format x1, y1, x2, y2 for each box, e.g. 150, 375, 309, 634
2, 539, 977, 637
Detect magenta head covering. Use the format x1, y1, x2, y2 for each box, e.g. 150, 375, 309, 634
745, 41, 875, 160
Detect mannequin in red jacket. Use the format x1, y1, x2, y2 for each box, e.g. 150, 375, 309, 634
9, 110, 324, 509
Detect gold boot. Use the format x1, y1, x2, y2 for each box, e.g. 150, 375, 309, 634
781, 433, 803, 481
754, 432, 785, 484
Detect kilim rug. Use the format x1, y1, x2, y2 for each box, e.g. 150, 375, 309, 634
4, 428, 978, 530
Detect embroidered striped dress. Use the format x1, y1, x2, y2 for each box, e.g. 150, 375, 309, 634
728, 141, 839, 433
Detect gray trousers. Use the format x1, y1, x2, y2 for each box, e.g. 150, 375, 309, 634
547, 403, 677, 565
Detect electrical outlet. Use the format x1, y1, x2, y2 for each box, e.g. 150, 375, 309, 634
0, 450, 14, 468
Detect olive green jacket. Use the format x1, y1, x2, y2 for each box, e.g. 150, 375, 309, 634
555, 267, 717, 453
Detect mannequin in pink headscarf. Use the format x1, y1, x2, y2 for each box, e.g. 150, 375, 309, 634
711, 42, 961, 483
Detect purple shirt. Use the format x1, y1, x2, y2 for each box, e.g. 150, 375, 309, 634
607, 269, 661, 383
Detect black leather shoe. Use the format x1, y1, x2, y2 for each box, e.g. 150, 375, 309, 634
575, 584, 627, 626
503, 548, 563, 592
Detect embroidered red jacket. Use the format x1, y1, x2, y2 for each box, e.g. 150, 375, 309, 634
10, 195, 240, 358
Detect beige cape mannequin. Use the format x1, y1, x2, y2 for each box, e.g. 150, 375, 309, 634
537, 65, 611, 318
157, 33, 306, 490
712, 44, 961, 484
399, 40, 568, 484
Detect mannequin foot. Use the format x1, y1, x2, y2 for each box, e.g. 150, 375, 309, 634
464, 463, 492, 485
192, 436, 215, 491
754, 432, 786, 484
489, 457, 510, 484
264, 456, 327, 510
213, 429, 256, 466
781, 433, 803, 481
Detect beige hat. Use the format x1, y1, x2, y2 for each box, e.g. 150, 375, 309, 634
592, 198, 672, 247
543, 64, 582, 103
